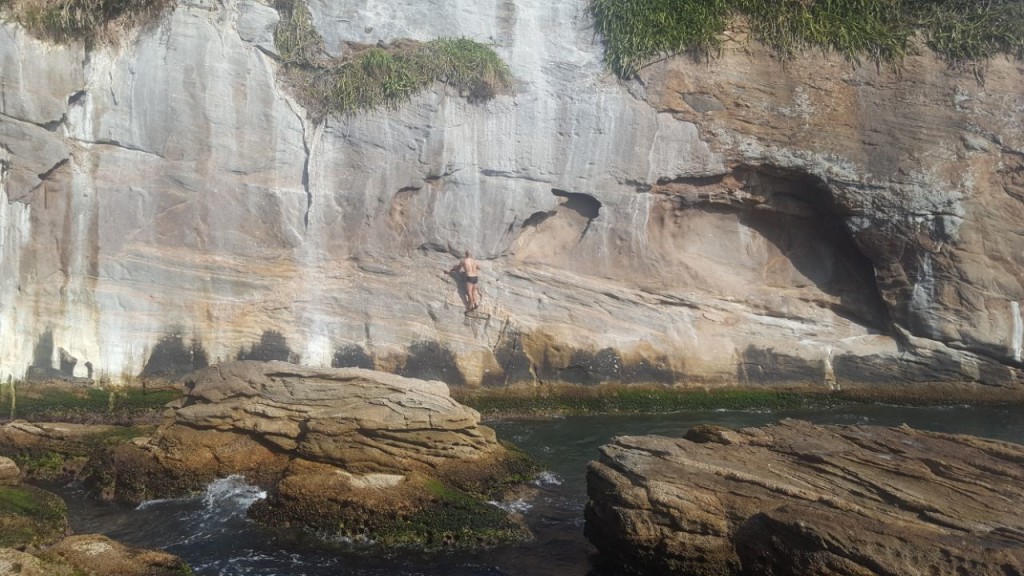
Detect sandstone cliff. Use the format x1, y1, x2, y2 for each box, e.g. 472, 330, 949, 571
1, 0, 1022, 393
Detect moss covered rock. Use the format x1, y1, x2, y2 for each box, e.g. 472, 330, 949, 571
0, 421, 157, 482
0, 485, 68, 548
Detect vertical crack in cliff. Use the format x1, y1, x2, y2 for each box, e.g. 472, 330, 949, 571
301, 140, 312, 229
0, 145, 10, 191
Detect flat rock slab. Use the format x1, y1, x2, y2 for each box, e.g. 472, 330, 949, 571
585, 419, 1024, 576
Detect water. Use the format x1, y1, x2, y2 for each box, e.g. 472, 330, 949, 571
55, 404, 1024, 576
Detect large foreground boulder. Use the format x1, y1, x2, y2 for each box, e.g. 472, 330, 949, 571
585, 419, 1024, 576
87, 361, 536, 549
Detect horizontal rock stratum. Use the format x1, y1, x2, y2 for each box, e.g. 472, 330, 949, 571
87, 361, 536, 548
585, 420, 1024, 576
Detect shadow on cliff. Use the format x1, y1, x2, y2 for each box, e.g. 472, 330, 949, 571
238, 330, 298, 363
142, 330, 209, 380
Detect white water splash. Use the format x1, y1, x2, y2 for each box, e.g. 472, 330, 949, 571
533, 470, 563, 487
201, 475, 267, 512
135, 475, 265, 519
488, 499, 533, 514
1012, 301, 1022, 364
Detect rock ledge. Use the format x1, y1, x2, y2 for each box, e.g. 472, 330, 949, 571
585, 419, 1024, 576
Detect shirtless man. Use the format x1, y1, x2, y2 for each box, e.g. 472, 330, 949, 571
449, 250, 481, 311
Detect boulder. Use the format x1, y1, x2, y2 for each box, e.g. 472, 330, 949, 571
45, 534, 192, 576
89, 361, 536, 549
0, 548, 72, 576
585, 420, 1024, 576
0, 456, 19, 486
0, 484, 68, 549
0, 535, 192, 576
171, 360, 500, 470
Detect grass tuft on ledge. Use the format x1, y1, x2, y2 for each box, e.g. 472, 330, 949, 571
274, 0, 512, 119
0, 0, 174, 45
590, 0, 1024, 77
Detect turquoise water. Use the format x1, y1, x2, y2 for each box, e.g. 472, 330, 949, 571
57, 404, 1024, 575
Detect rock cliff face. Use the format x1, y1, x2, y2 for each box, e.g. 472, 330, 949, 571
1, 0, 1022, 393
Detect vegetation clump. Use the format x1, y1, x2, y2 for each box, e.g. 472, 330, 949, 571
0, 0, 174, 44
589, 0, 1024, 76
274, 0, 512, 119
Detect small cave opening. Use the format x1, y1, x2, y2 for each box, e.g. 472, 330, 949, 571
512, 188, 605, 264
521, 210, 555, 228
732, 164, 891, 331
552, 188, 602, 220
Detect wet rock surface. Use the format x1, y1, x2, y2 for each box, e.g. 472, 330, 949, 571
0, 451, 192, 574
585, 419, 1024, 576
0, 421, 150, 481
44, 534, 193, 576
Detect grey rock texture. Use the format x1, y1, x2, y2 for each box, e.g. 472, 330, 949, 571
585, 421, 1024, 576
1, 1, 1022, 394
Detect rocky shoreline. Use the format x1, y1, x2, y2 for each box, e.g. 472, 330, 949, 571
2, 362, 540, 553
6, 367, 1024, 574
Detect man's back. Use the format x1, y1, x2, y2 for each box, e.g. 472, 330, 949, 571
463, 257, 479, 277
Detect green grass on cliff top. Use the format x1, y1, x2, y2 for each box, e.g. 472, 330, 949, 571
591, 0, 1024, 76
0, 0, 173, 44
274, 0, 512, 119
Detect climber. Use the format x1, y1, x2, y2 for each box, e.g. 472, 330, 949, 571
447, 250, 481, 312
